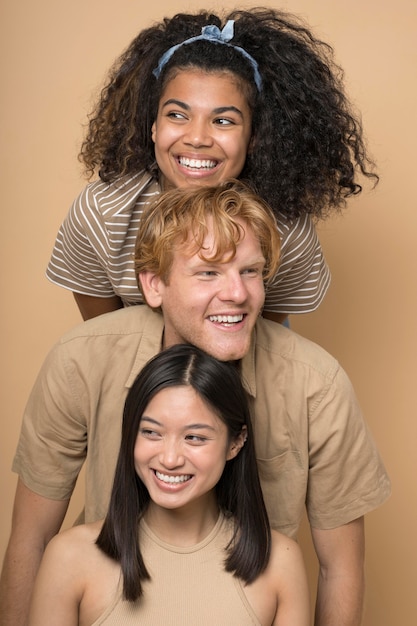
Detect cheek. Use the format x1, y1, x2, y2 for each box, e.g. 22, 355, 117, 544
247, 279, 266, 305
153, 120, 179, 150
257, 282, 266, 300
152, 118, 168, 150
134, 450, 152, 487
224, 138, 251, 175
133, 445, 141, 473
167, 283, 205, 309
133, 439, 147, 471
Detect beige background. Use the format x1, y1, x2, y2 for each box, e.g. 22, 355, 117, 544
1, 1, 416, 624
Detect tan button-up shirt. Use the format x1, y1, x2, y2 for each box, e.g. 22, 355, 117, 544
14, 306, 390, 537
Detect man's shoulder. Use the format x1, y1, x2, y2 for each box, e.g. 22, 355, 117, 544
59, 306, 162, 345
254, 318, 339, 379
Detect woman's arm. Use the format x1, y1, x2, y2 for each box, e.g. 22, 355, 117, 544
73, 292, 123, 321
28, 530, 81, 626
28, 522, 118, 626
272, 533, 310, 626
262, 311, 289, 325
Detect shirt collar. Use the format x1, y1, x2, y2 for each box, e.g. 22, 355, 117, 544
125, 306, 258, 398
125, 308, 164, 388
240, 323, 257, 398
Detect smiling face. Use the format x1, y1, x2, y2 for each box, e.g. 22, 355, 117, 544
134, 385, 242, 514
151, 69, 253, 189
139, 217, 266, 361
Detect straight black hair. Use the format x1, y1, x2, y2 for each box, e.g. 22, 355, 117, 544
96, 344, 271, 601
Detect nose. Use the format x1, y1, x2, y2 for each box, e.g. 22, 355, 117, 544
159, 439, 185, 469
218, 273, 248, 304
183, 118, 213, 148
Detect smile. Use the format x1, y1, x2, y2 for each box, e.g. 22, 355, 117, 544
209, 314, 244, 326
155, 470, 192, 484
178, 157, 217, 170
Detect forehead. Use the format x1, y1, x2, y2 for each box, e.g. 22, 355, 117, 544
159, 67, 251, 104
142, 386, 225, 427
176, 216, 264, 265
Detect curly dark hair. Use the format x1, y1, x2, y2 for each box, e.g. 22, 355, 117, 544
80, 7, 378, 219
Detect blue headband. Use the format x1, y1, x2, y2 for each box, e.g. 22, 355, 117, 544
152, 20, 262, 92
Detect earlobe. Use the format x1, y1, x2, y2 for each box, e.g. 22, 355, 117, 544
226, 426, 247, 460
151, 122, 156, 144
138, 271, 163, 309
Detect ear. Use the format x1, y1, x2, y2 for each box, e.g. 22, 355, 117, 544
151, 121, 156, 144
138, 271, 164, 309
226, 426, 248, 461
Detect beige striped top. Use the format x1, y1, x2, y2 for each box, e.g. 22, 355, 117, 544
46, 171, 330, 314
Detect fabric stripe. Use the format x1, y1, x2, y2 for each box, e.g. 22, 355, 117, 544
46, 172, 330, 313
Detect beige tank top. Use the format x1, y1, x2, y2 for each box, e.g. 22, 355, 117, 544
93, 513, 261, 625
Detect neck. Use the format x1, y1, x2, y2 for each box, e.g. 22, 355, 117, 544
144, 493, 219, 546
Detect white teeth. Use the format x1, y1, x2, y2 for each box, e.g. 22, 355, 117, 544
155, 471, 192, 484
179, 157, 217, 169
209, 315, 244, 324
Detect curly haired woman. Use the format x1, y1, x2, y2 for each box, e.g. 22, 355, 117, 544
46, 8, 378, 322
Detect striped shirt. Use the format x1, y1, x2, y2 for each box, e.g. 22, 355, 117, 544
46, 171, 330, 314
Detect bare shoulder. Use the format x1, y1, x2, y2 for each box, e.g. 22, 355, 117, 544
30, 523, 120, 625
269, 529, 303, 563
268, 530, 310, 625
48, 520, 102, 546
243, 530, 310, 625
43, 520, 104, 567
260, 530, 308, 600
37, 520, 117, 605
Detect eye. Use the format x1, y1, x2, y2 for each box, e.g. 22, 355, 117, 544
140, 428, 160, 439
194, 268, 220, 279
241, 267, 260, 276
213, 117, 235, 126
197, 270, 218, 277
166, 110, 188, 121
185, 434, 208, 444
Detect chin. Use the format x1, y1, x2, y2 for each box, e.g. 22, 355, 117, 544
209, 346, 248, 363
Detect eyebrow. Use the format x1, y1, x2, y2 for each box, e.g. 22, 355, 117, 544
161, 99, 244, 119
141, 416, 217, 432
189, 256, 266, 269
